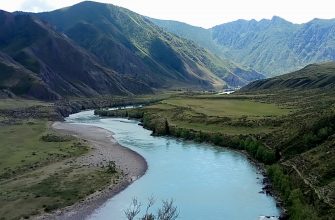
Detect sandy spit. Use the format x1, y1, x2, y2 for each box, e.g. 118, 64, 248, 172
35, 122, 148, 220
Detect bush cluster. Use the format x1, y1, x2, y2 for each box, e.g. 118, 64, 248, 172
40, 133, 71, 142
267, 165, 319, 219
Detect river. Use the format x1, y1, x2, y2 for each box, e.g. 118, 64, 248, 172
66, 110, 280, 220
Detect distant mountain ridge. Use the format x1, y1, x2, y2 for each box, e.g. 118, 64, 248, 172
150, 16, 335, 76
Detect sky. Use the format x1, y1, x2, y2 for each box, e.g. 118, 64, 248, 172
0, 0, 334, 28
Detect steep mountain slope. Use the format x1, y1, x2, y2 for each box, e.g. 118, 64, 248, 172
148, 18, 221, 56
241, 62, 335, 92
0, 51, 60, 100
35, 1, 264, 89
212, 17, 335, 76
150, 17, 335, 76
0, 10, 152, 100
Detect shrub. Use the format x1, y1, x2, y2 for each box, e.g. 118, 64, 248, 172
40, 133, 71, 142
267, 165, 319, 220
107, 161, 117, 174
240, 138, 276, 164
125, 197, 178, 220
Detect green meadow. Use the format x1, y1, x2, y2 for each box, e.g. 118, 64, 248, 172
0, 99, 119, 219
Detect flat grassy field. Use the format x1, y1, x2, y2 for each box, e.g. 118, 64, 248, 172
0, 120, 87, 179
162, 97, 290, 118
0, 99, 51, 110
144, 96, 292, 135
0, 99, 119, 220
0, 162, 117, 219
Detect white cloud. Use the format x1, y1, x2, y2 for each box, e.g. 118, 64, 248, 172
20, 0, 53, 12
0, 0, 334, 28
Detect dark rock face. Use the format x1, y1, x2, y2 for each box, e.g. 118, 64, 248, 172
211, 17, 335, 76
151, 16, 335, 76
290, 20, 335, 61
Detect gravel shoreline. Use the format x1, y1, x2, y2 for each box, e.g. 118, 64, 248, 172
35, 122, 148, 220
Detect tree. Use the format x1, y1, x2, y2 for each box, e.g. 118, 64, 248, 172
125, 198, 141, 220
157, 199, 179, 220
107, 161, 117, 173
164, 119, 170, 135
125, 197, 179, 220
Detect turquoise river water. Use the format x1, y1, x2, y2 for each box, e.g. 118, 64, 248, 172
66, 110, 280, 220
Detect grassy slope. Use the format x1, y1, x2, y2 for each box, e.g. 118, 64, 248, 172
241, 62, 335, 92
0, 10, 153, 100
0, 99, 119, 219
0, 53, 59, 100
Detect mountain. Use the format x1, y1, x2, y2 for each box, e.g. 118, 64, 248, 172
34, 1, 264, 89
150, 16, 335, 76
148, 18, 222, 56
240, 62, 335, 92
212, 17, 335, 76
0, 51, 60, 100
0, 10, 153, 100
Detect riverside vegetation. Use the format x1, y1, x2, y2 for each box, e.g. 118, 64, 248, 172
0, 99, 117, 219
0, 95, 165, 220
96, 64, 335, 219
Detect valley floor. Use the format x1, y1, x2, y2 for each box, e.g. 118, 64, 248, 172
0, 98, 150, 220
96, 90, 335, 219
1, 90, 334, 219
37, 122, 147, 220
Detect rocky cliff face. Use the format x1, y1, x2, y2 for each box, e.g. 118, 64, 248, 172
151, 16, 335, 76
212, 17, 335, 76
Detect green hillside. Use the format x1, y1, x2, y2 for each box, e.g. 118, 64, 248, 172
35, 1, 264, 89
0, 10, 152, 100
0, 52, 60, 100
0, 1, 267, 100
241, 62, 335, 92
